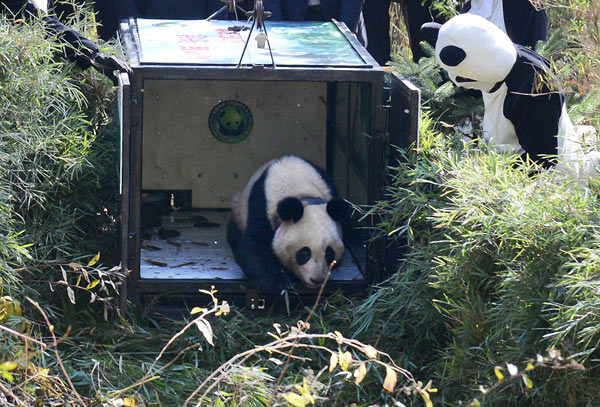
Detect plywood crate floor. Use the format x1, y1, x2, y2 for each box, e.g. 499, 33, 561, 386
140, 210, 365, 282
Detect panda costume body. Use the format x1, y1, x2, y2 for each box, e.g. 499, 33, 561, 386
228, 155, 349, 293
462, 0, 546, 47
423, 13, 599, 178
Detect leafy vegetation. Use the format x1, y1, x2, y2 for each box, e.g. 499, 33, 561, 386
0, 1, 599, 406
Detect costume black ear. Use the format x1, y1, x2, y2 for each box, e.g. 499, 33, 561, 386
326, 198, 351, 223
277, 197, 304, 223
420, 22, 442, 48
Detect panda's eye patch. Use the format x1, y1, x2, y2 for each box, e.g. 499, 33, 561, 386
325, 246, 335, 265
296, 247, 311, 265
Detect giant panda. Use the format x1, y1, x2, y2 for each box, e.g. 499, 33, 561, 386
421, 13, 599, 178
227, 155, 350, 293
462, 0, 547, 48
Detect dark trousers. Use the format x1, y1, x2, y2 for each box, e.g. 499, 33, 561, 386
401, 0, 445, 62
363, 0, 391, 65
305, 5, 325, 21
363, 0, 446, 64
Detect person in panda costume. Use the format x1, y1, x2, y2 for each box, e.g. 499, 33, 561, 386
228, 155, 350, 293
462, 0, 546, 48
421, 13, 599, 178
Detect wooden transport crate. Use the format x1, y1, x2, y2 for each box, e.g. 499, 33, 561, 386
117, 17, 420, 312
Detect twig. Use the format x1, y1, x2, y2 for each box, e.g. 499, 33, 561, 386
186, 331, 414, 406
148, 308, 215, 374
160, 343, 205, 372
186, 347, 262, 406
109, 375, 161, 398
24, 334, 29, 393
26, 297, 87, 407
267, 264, 333, 405
0, 379, 25, 406
0, 323, 47, 349
186, 263, 336, 407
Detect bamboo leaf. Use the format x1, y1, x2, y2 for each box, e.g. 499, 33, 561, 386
67, 287, 76, 304
282, 392, 307, 407
86, 279, 100, 289
354, 362, 367, 385
215, 301, 230, 316
383, 366, 397, 392
339, 351, 352, 371
523, 375, 534, 389
328, 352, 338, 373
123, 397, 138, 406
362, 345, 378, 359
87, 252, 100, 267
494, 366, 504, 382
420, 389, 433, 407
194, 319, 214, 346
190, 307, 206, 315
0, 362, 17, 371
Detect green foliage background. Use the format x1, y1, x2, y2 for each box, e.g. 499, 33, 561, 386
0, 1, 599, 406
0, 15, 119, 293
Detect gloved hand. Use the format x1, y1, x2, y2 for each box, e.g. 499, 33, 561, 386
91, 53, 131, 85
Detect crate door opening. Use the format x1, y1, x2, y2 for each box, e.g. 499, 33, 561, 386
139, 79, 366, 287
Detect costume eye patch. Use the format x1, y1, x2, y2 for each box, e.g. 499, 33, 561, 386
296, 247, 311, 265
439, 45, 466, 67
325, 246, 335, 265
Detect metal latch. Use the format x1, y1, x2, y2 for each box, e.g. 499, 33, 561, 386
249, 298, 266, 310
246, 289, 266, 310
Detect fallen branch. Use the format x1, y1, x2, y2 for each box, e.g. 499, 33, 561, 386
0, 379, 24, 406
26, 297, 87, 407
0, 323, 47, 349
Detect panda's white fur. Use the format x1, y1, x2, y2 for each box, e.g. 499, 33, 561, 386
231, 156, 334, 232
272, 202, 344, 289
229, 156, 347, 291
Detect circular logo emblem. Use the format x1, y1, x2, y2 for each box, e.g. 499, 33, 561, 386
208, 100, 253, 143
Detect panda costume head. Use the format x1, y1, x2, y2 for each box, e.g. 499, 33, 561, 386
228, 156, 350, 292
421, 13, 600, 178
423, 13, 517, 93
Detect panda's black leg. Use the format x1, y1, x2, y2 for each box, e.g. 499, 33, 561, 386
234, 232, 285, 294
226, 218, 241, 250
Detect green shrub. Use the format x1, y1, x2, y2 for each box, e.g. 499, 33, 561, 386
0, 16, 118, 298
356, 114, 600, 406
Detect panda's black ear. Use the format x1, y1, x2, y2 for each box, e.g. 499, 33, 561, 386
421, 22, 442, 48
277, 197, 304, 223
327, 198, 351, 223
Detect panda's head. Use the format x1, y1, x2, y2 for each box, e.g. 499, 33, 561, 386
421, 13, 517, 92
272, 197, 350, 290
